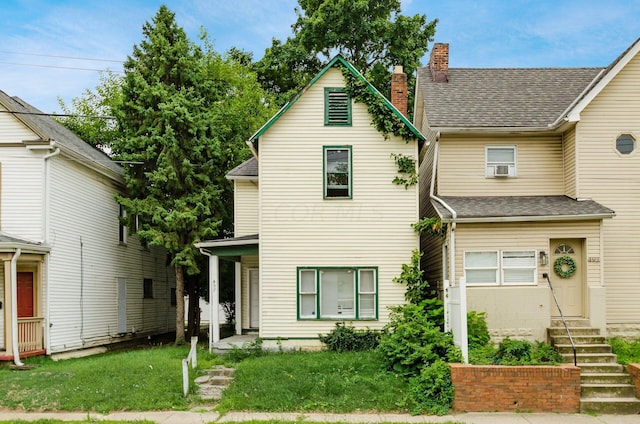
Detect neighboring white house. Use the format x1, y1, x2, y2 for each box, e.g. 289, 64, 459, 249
0, 90, 176, 361
197, 55, 424, 349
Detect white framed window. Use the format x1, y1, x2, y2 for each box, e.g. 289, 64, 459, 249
465, 250, 537, 286
297, 267, 377, 320
464, 251, 499, 285
486, 145, 517, 177
501, 251, 536, 285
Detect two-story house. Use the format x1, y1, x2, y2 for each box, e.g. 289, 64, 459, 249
197, 56, 424, 349
416, 40, 640, 343
0, 90, 176, 362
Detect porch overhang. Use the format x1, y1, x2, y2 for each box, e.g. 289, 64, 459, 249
195, 234, 259, 258
432, 195, 615, 224
195, 234, 259, 351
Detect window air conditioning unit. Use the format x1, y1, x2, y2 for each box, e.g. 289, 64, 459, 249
494, 165, 510, 177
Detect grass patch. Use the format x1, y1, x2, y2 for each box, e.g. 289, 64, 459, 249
0, 345, 225, 413
609, 337, 640, 365
217, 350, 408, 413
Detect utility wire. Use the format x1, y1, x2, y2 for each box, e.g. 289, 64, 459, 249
0, 60, 124, 73
0, 50, 125, 63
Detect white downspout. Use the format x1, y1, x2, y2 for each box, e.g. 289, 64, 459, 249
429, 137, 457, 330
42, 145, 60, 355
11, 248, 23, 366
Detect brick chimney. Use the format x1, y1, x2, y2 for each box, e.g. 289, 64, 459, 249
391, 65, 408, 116
429, 43, 449, 83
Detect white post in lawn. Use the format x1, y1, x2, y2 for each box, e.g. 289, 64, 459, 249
209, 255, 220, 352
234, 261, 241, 335
182, 358, 189, 396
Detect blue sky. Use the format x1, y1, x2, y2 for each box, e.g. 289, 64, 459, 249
1, 0, 639, 113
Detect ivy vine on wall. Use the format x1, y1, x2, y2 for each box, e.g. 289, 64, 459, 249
339, 65, 419, 188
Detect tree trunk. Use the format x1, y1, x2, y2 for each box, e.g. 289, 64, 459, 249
175, 265, 186, 345
186, 278, 201, 339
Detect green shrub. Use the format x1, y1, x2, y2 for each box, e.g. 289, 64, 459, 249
319, 322, 381, 352
468, 344, 497, 365
378, 304, 462, 377
493, 338, 532, 364
406, 360, 454, 415
530, 341, 563, 364
609, 337, 640, 365
467, 311, 490, 348
393, 250, 444, 328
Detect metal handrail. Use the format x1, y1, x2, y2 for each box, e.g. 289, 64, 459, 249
543, 273, 577, 366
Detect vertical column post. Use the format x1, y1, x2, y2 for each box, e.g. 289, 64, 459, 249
234, 262, 241, 335
208, 255, 220, 352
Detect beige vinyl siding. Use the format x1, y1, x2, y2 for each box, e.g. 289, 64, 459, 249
258, 68, 418, 338
0, 266, 3, 349
47, 155, 175, 353
437, 134, 564, 196
576, 51, 640, 324
234, 180, 259, 236
454, 221, 602, 287
563, 127, 577, 198
240, 255, 258, 329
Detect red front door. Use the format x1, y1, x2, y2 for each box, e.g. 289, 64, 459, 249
17, 272, 34, 318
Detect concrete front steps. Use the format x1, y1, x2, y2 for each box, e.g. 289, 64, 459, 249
548, 318, 640, 414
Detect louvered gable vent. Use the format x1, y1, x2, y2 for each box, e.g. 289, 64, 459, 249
325, 88, 351, 126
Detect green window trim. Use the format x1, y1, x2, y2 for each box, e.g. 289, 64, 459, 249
323, 145, 352, 199
324, 87, 352, 126
297, 266, 378, 321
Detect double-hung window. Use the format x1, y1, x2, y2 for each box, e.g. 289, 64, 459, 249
486, 145, 516, 177
465, 250, 536, 286
298, 267, 377, 320
324, 146, 352, 198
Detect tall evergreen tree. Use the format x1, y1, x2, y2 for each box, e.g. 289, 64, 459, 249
112, 6, 274, 344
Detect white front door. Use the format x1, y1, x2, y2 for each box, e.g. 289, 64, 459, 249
249, 269, 259, 328
550, 239, 584, 317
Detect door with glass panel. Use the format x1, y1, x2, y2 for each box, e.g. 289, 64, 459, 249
549, 239, 583, 317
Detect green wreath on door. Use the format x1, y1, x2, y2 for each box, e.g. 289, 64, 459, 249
553, 255, 577, 279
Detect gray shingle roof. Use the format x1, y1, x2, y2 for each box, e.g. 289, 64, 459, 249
418, 67, 604, 128
0, 90, 122, 176
0, 232, 50, 252
432, 196, 614, 222
227, 157, 258, 178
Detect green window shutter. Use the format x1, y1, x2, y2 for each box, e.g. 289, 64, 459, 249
325, 88, 352, 126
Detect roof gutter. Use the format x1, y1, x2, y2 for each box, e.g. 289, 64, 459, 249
442, 212, 615, 224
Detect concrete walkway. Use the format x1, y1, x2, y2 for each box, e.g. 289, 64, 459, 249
1, 410, 640, 423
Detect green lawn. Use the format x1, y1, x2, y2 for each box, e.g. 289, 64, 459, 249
0, 345, 440, 416
0, 345, 223, 413
217, 350, 410, 413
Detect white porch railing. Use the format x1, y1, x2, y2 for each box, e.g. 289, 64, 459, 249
17, 317, 44, 352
